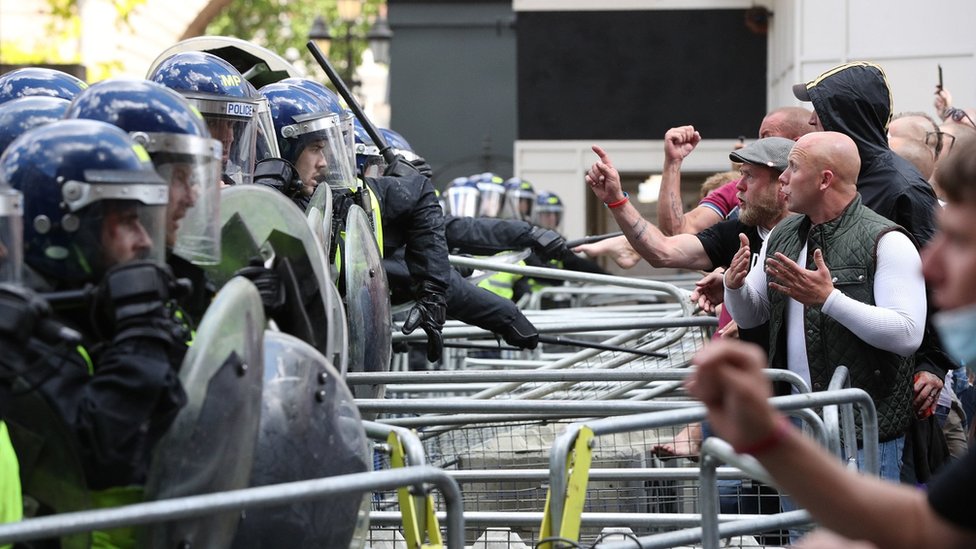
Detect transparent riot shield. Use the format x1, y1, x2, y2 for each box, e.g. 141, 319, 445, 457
231, 331, 370, 549
343, 204, 392, 400
305, 183, 349, 375
208, 185, 337, 361
5, 387, 92, 549
142, 276, 265, 548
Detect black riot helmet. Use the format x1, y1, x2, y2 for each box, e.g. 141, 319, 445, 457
1, 120, 168, 284
148, 51, 261, 186
65, 78, 223, 265
0, 67, 87, 104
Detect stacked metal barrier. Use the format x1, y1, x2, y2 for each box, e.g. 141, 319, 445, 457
359, 259, 879, 549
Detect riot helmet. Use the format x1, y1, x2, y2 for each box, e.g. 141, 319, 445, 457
444, 177, 480, 218
0, 96, 70, 155
65, 79, 223, 265
1, 120, 168, 284
0, 67, 87, 105
260, 83, 355, 196
475, 172, 505, 218
379, 127, 421, 162
533, 190, 564, 230
0, 187, 23, 283
502, 177, 536, 221
148, 51, 261, 186
352, 119, 384, 178
279, 78, 357, 180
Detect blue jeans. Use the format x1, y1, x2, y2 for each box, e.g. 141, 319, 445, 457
854, 435, 905, 481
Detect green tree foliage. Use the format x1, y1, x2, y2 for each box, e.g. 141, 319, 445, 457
206, 0, 383, 82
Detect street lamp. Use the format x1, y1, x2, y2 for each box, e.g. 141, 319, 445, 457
307, 2, 393, 88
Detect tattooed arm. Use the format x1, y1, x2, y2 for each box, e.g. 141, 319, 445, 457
585, 145, 714, 270
657, 126, 724, 236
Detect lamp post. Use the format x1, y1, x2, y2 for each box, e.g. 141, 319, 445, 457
307, 1, 392, 90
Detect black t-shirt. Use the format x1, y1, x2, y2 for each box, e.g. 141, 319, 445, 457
928, 445, 976, 531
696, 218, 769, 351
696, 218, 764, 270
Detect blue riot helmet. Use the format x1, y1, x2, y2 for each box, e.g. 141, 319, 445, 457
0, 187, 23, 283
378, 127, 421, 162
475, 172, 505, 218
0, 96, 70, 155
352, 118, 385, 178
0, 67, 87, 104
533, 190, 564, 230
444, 177, 480, 218
502, 177, 536, 221
279, 78, 357, 180
259, 83, 355, 196
242, 77, 279, 162
65, 79, 223, 265
148, 51, 261, 186
1, 120, 168, 283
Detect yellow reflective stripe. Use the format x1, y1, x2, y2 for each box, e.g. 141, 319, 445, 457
367, 187, 384, 256
0, 421, 22, 538
76, 345, 93, 375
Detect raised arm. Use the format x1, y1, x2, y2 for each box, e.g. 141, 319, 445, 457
657, 126, 724, 235
585, 145, 713, 270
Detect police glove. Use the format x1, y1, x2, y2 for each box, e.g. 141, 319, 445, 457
401, 281, 447, 363
234, 258, 286, 318
500, 312, 539, 350
93, 261, 189, 345
382, 154, 423, 178
254, 158, 302, 198
529, 226, 569, 262
0, 283, 80, 346
409, 156, 433, 178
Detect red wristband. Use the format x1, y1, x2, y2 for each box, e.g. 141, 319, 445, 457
733, 416, 791, 456
606, 193, 629, 209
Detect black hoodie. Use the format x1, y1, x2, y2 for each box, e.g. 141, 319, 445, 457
799, 62, 952, 381
801, 61, 939, 245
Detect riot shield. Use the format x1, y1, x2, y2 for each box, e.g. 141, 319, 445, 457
209, 185, 337, 361
343, 204, 392, 400
141, 276, 265, 548
305, 183, 349, 374
231, 331, 370, 549
5, 387, 91, 549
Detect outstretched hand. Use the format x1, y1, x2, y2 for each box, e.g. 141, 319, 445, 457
724, 234, 752, 290
585, 145, 626, 205
766, 248, 834, 306
573, 235, 641, 269
691, 268, 725, 313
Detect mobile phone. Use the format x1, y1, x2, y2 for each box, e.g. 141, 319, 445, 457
938, 64, 943, 90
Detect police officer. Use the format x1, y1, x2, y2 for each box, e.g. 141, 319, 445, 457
64, 79, 223, 323
1, 120, 189, 545
148, 51, 263, 186
260, 79, 451, 361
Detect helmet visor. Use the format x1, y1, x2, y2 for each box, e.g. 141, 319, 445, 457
477, 182, 505, 218
534, 209, 562, 230
339, 113, 357, 182
446, 185, 480, 218
287, 114, 356, 195
503, 189, 535, 221
253, 96, 279, 162
0, 188, 23, 283
96, 200, 168, 272
188, 96, 261, 186
148, 134, 222, 264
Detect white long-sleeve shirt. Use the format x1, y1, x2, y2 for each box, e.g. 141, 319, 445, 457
724, 225, 926, 388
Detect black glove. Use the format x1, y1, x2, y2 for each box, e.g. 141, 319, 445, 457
529, 226, 569, 262
500, 312, 539, 349
0, 284, 80, 346
383, 154, 423, 178
254, 157, 302, 198
401, 282, 447, 363
409, 156, 433, 178
93, 261, 188, 345
233, 258, 286, 318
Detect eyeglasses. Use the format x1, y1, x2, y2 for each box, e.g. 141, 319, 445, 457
925, 130, 956, 157
944, 107, 976, 129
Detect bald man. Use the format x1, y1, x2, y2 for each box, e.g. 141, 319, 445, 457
724, 132, 928, 482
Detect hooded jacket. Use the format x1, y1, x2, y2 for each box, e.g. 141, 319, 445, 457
799, 62, 953, 380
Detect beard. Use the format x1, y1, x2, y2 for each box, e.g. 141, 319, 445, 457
739, 192, 783, 227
